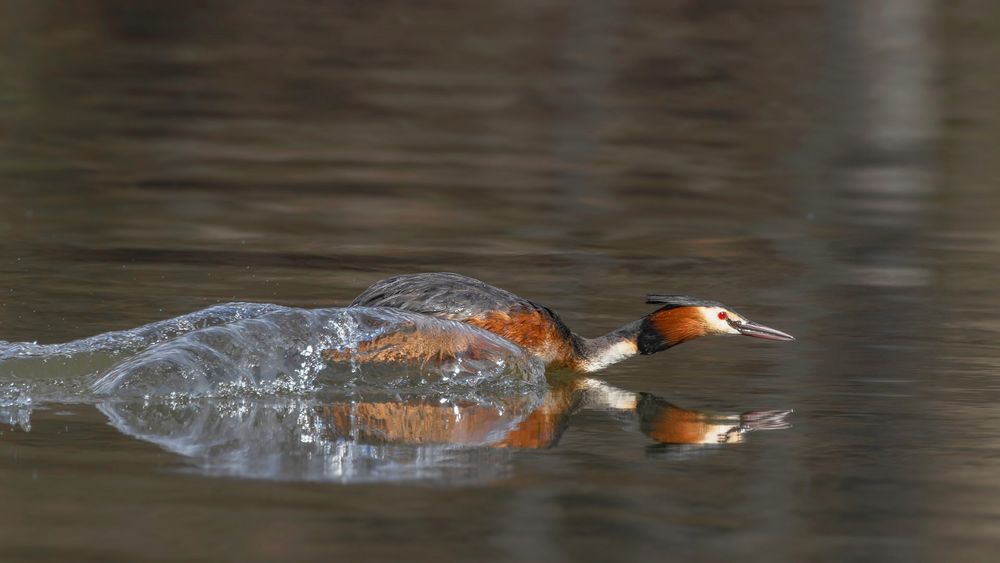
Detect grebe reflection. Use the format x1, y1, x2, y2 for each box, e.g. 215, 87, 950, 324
99, 377, 790, 483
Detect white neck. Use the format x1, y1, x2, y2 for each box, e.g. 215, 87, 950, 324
576, 339, 639, 372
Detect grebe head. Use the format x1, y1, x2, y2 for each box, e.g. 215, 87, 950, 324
636, 295, 794, 355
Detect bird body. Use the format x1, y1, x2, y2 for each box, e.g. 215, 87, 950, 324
341, 272, 793, 373
351, 272, 578, 367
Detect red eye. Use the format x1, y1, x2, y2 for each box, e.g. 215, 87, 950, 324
718, 311, 727, 320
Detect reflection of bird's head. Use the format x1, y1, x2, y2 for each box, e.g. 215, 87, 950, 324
637, 295, 794, 355
635, 392, 741, 444
636, 393, 793, 445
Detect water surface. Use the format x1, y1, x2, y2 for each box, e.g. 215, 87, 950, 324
2, 1, 1000, 561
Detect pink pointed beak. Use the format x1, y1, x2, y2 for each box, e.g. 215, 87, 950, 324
730, 319, 795, 341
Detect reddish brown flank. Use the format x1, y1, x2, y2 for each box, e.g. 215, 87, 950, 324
465, 310, 575, 368
321, 323, 484, 365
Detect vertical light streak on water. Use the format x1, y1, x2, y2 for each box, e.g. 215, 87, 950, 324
774, 0, 939, 556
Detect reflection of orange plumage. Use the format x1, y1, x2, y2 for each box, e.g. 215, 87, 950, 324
636, 393, 792, 445
311, 379, 792, 449
321, 401, 510, 444
493, 384, 581, 448
317, 382, 581, 448
643, 405, 731, 444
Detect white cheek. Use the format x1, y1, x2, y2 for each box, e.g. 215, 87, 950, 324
701, 309, 741, 335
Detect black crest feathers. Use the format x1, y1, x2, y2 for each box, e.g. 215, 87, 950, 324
645, 294, 727, 310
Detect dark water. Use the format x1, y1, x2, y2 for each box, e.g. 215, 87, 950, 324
2, 1, 1000, 561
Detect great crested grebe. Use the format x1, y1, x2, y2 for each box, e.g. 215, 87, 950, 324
331, 272, 793, 372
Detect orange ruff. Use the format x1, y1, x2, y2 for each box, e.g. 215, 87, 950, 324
648, 307, 709, 347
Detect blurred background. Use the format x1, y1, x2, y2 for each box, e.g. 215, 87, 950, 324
1, 1, 999, 561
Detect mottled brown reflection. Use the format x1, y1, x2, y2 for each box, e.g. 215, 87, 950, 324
90, 378, 788, 485
320, 377, 790, 451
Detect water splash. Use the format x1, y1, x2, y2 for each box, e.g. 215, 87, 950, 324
0, 302, 284, 361
0, 383, 32, 431
0, 302, 286, 402
91, 307, 544, 398
0, 304, 545, 408
0, 304, 546, 481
